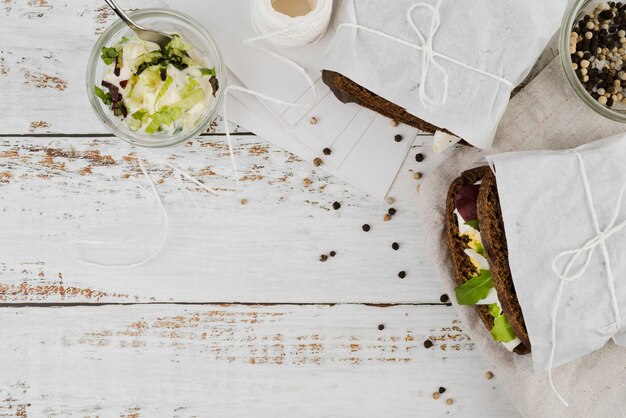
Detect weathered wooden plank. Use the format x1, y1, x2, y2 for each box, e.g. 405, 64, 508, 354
0, 303, 518, 417
0, 134, 448, 304
0, 0, 245, 135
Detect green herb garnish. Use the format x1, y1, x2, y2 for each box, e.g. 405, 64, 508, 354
101, 46, 119, 65
491, 315, 517, 343
454, 269, 493, 305
94, 86, 112, 105
488, 303, 501, 318
199, 67, 216, 76
465, 219, 480, 229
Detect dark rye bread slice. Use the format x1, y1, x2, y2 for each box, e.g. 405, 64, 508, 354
322, 70, 441, 133
445, 166, 495, 345
446, 167, 529, 355
477, 170, 531, 354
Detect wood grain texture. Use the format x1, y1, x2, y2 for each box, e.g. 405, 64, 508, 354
0, 0, 519, 415
0, 134, 451, 304
0, 303, 518, 417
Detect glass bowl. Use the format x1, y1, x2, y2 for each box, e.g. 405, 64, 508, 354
86, 8, 226, 147
560, 0, 626, 122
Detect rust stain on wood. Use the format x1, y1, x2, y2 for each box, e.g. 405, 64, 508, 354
39, 155, 65, 171
94, 4, 114, 34
28, 121, 49, 132
120, 406, 141, 418
0, 282, 128, 301
0, 150, 19, 159
429, 320, 474, 352
64, 310, 468, 366
198, 166, 216, 176
239, 174, 264, 182
27, 0, 49, 6
22, 70, 67, 91
0, 171, 12, 183
45, 149, 116, 166
248, 145, 269, 156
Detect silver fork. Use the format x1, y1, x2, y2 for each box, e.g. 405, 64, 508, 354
104, 0, 173, 49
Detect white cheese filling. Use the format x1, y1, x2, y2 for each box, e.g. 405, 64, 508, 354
455, 205, 521, 352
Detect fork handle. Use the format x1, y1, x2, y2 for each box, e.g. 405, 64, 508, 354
104, 0, 142, 32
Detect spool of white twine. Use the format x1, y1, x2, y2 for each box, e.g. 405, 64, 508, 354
249, 0, 333, 48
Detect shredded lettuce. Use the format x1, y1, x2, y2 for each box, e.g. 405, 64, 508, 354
454, 269, 493, 305
145, 105, 182, 134
154, 75, 173, 109
178, 88, 205, 110
199, 67, 216, 76
488, 303, 501, 318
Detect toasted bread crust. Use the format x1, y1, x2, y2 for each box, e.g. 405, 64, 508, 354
478, 170, 531, 355
445, 167, 495, 340
322, 70, 440, 133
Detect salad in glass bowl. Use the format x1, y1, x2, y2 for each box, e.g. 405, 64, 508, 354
87, 9, 225, 147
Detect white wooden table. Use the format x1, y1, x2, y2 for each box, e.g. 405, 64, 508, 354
0, 1, 520, 416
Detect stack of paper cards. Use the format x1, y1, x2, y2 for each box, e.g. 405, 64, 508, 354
168, 0, 421, 199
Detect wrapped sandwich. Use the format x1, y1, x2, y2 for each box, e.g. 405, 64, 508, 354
443, 135, 626, 386
323, 0, 568, 149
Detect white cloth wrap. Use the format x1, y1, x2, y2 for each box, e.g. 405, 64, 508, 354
486, 135, 626, 373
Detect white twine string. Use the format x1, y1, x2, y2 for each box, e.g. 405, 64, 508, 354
250, 0, 333, 48
336, 0, 514, 107
71, 3, 330, 268
548, 150, 626, 407
222, 1, 329, 184
69, 157, 169, 269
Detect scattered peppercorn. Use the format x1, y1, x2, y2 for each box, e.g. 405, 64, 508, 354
392, 242, 400, 250
394, 134, 403, 142
438, 387, 446, 394
240, 198, 248, 205
313, 157, 323, 167
332, 201, 341, 210
440, 294, 450, 303
303, 178, 312, 187
445, 398, 454, 406
323, 147, 332, 155
362, 224, 371, 232
415, 153, 425, 162
320, 254, 328, 262
424, 339, 433, 349
378, 324, 385, 330
329, 250, 336, 257
388, 208, 396, 216
309, 116, 319, 125
414, 172, 423, 180
386, 197, 395, 205
398, 271, 406, 279
383, 214, 392, 222
390, 119, 399, 127
432, 392, 440, 400
485, 371, 494, 380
